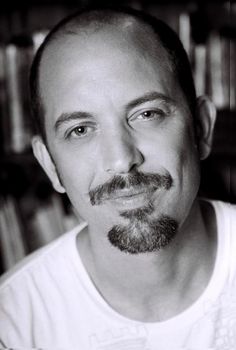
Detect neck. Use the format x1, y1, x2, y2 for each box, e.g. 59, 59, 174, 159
77, 198, 217, 321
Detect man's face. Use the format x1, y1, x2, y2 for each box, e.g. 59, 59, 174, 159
39, 28, 201, 253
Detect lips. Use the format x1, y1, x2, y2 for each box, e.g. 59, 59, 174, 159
108, 190, 147, 200
103, 186, 154, 200
104, 187, 157, 210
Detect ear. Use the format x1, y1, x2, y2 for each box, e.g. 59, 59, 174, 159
195, 96, 217, 160
32, 136, 66, 193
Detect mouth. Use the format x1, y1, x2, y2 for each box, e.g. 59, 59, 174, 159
110, 189, 146, 199
104, 188, 157, 210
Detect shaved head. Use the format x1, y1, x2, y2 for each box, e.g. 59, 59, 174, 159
30, 6, 196, 142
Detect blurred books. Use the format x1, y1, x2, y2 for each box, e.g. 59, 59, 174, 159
0, 31, 47, 154
0, 194, 79, 271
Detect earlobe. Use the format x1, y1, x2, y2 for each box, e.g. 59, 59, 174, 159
31, 136, 66, 193
195, 96, 217, 160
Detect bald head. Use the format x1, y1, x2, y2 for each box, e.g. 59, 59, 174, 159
30, 6, 196, 142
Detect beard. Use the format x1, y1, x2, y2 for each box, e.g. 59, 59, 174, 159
88, 170, 177, 254
108, 204, 178, 254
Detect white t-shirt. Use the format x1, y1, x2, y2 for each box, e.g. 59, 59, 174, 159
0, 200, 236, 349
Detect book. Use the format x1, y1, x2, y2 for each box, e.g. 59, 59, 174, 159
0, 45, 8, 154
179, 12, 192, 58
230, 38, 236, 109
29, 194, 78, 249
193, 44, 207, 96
0, 196, 26, 270
4, 36, 34, 153
207, 31, 229, 109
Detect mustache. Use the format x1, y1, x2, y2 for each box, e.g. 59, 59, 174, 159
89, 171, 173, 206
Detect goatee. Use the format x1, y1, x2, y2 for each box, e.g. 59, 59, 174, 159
108, 204, 178, 254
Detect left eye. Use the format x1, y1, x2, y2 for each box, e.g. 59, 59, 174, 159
137, 110, 165, 120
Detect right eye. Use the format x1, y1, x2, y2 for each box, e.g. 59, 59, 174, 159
66, 124, 96, 139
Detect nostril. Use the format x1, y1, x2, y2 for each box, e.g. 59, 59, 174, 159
104, 148, 144, 174
101, 131, 144, 174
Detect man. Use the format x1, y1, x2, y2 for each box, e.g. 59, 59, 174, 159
0, 5, 235, 349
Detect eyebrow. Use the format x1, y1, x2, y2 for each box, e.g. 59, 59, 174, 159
125, 91, 176, 111
54, 111, 92, 133
54, 91, 175, 133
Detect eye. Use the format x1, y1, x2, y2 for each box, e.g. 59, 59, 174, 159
137, 110, 165, 120
131, 109, 166, 123
66, 124, 96, 139
73, 126, 88, 136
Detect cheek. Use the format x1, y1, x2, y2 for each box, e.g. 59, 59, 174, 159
56, 157, 95, 220
140, 122, 200, 187
52, 147, 93, 198
140, 124, 194, 165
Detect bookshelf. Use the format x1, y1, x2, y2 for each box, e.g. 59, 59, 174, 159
0, 0, 235, 273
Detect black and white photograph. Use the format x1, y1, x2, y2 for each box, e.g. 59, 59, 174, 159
0, 0, 235, 348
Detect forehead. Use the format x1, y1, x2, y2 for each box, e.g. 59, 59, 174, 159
41, 24, 172, 74
39, 26, 180, 120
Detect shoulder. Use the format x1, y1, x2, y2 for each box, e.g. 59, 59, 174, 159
206, 199, 236, 247
0, 222, 87, 291
211, 199, 236, 232
0, 222, 88, 346
204, 199, 236, 225
209, 200, 236, 280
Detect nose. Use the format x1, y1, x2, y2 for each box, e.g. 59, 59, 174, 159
100, 128, 144, 174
